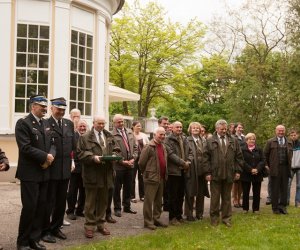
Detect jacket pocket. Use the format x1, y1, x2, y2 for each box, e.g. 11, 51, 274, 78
144, 171, 158, 183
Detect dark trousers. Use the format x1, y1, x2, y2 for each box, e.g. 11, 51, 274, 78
168, 174, 184, 220
66, 173, 85, 215
131, 161, 144, 199
271, 166, 289, 211
17, 181, 48, 246
44, 179, 69, 233
163, 180, 169, 211
241, 181, 262, 211
106, 187, 114, 218
113, 169, 133, 211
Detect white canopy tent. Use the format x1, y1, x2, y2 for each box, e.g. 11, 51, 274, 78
108, 84, 140, 103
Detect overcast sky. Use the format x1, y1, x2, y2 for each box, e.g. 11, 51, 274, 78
125, 0, 244, 24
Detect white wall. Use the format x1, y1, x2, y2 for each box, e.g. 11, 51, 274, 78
0, 0, 13, 133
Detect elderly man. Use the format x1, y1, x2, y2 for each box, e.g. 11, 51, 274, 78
42, 97, 75, 243
139, 127, 168, 230
15, 95, 54, 250
69, 108, 81, 130
264, 125, 293, 214
66, 120, 88, 220
206, 119, 243, 227
112, 114, 138, 217
165, 121, 193, 225
77, 115, 120, 238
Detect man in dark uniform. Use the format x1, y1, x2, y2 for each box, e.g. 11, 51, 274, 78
42, 97, 75, 243
15, 95, 54, 250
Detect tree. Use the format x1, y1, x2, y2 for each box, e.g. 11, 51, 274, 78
110, 0, 205, 117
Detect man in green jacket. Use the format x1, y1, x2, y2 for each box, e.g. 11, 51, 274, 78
205, 119, 243, 227
77, 115, 120, 238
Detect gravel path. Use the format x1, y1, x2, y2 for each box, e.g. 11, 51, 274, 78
0, 180, 287, 249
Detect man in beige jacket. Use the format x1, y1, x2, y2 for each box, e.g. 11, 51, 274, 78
139, 127, 168, 230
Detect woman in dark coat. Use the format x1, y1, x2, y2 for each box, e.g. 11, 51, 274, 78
185, 122, 209, 221
240, 133, 265, 213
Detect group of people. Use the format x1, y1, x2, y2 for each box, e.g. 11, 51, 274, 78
5, 93, 299, 250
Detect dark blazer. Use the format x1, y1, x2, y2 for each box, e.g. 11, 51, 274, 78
73, 131, 83, 174
240, 144, 265, 182
15, 113, 51, 182
77, 128, 120, 188
186, 136, 209, 197
111, 127, 138, 171
206, 132, 243, 182
264, 136, 293, 177
164, 133, 193, 176
47, 116, 75, 180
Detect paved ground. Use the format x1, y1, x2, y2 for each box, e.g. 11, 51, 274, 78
0, 180, 294, 250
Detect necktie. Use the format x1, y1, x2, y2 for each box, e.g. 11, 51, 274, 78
221, 136, 226, 153
279, 137, 283, 145
39, 119, 43, 127
120, 130, 130, 152
99, 131, 105, 147
196, 139, 202, 150
58, 119, 62, 129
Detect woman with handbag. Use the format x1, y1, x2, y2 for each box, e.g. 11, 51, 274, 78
240, 133, 266, 213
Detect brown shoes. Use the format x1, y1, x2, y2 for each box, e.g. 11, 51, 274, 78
106, 216, 117, 223
85, 229, 94, 238
98, 227, 111, 236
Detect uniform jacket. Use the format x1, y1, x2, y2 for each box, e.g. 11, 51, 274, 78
77, 128, 120, 188
240, 144, 265, 182
0, 148, 10, 171
15, 113, 51, 182
264, 136, 293, 177
206, 132, 243, 182
47, 116, 75, 180
164, 133, 193, 176
111, 127, 138, 171
186, 136, 209, 196
138, 140, 168, 184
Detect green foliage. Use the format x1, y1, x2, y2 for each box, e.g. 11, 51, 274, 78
110, 0, 205, 117
70, 207, 300, 250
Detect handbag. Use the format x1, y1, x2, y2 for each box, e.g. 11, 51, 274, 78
262, 165, 269, 178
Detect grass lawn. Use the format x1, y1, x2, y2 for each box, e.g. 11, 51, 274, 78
70, 207, 300, 250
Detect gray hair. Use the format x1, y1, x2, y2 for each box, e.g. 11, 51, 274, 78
215, 119, 228, 129
153, 127, 165, 135
113, 114, 124, 122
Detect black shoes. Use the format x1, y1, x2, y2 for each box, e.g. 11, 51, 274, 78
41, 233, 56, 243
279, 208, 288, 214
17, 245, 31, 250
29, 240, 46, 250
52, 229, 67, 240
114, 210, 122, 217
123, 208, 137, 214
273, 210, 281, 214
67, 213, 77, 220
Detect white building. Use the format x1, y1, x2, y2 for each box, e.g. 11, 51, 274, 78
0, 0, 138, 181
